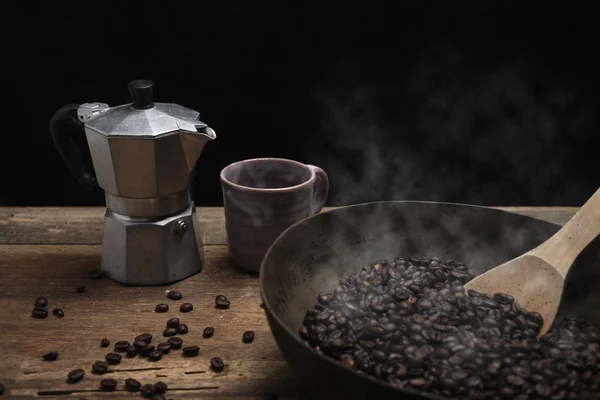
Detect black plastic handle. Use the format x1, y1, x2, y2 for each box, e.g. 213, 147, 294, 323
49, 104, 97, 190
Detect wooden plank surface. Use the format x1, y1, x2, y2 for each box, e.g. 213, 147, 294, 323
0, 206, 580, 245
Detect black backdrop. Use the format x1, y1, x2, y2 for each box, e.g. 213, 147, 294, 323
3, 1, 600, 207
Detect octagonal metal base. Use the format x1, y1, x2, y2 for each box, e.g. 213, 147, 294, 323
100, 202, 204, 285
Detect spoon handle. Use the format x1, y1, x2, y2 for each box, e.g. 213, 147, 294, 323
529, 187, 600, 278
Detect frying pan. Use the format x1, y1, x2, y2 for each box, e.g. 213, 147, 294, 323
259, 201, 600, 400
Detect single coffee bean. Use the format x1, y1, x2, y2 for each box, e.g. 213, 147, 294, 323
51, 308, 64, 318
114, 341, 130, 352
89, 270, 103, 279
42, 351, 58, 361
134, 340, 149, 349
177, 324, 188, 334
157, 343, 171, 353
135, 333, 153, 343
154, 381, 168, 393
67, 368, 85, 382
166, 317, 180, 328
182, 345, 200, 357
203, 327, 215, 338
31, 308, 48, 319
92, 361, 108, 374
242, 331, 255, 343
215, 295, 230, 309
139, 344, 156, 357
163, 327, 177, 337
210, 356, 225, 372
155, 304, 169, 313
167, 291, 182, 300
105, 352, 122, 365
75, 286, 86, 293
126, 345, 138, 357
167, 337, 183, 349
148, 350, 163, 361
100, 338, 110, 347
141, 383, 155, 396
125, 377, 142, 391
100, 378, 117, 391
180, 303, 193, 313
35, 296, 48, 307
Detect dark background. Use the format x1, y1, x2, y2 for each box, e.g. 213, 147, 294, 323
3, 1, 599, 207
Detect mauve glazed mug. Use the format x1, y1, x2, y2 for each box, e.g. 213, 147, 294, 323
220, 158, 329, 272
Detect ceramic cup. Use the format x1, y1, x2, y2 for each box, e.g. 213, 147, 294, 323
220, 158, 329, 272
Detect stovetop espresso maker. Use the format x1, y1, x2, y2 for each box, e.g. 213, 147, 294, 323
50, 80, 216, 285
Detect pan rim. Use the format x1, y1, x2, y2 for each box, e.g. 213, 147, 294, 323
258, 200, 561, 399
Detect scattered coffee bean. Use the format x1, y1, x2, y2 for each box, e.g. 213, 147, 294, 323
134, 340, 149, 349
167, 290, 182, 300
42, 351, 58, 361
177, 324, 188, 334
75, 286, 86, 293
215, 295, 230, 309
148, 350, 163, 361
31, 307, 48, 319
141, 383, 155, 396
139, 344, 156, 357
203, 327, 215, 338
180, 303, 193, 313
157, 343, 171, 353
114, 340, 130, 352
242, 331, 255, 343
182, 346, 200, 357
210, 356, 225, 372
126, 345, 138, 357
67, 368, 85, 382
89, 270, 103, 279
154, 381, 168, 393
34, 296, 48, 307
167, 337, 183, 349
125, 377, 142, 391
155, 304, 169, 313
100, 378, 117, 391
0, 383, 4, 395
92, 361, 108, 374
51, 308, 64, 318
105, 352, 122, 365
163, 328, 177, 337
135, 333, 153, 343
100, 338, 110, 347
166, 317, 180, 328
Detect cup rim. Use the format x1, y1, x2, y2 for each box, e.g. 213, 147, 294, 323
220, 157, 315, 193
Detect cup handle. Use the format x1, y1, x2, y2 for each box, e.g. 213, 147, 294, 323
306, 165, 329, 216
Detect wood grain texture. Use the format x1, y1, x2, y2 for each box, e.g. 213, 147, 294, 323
0, 206, 579, 245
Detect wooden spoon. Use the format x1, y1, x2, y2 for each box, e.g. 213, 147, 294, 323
464, 187, 600, 336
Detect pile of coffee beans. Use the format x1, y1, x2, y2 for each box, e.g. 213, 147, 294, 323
300, 256, 600, 399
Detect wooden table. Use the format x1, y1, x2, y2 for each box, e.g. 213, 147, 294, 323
0, 206, 578, 399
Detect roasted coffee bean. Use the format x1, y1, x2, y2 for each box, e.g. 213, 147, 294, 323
89, 270, 103, 279
31, 307, 48, 318
148, 350, 163, 361
92, 361, 108, 374
114, 340, 130, 352
180, 303, 193, 313
154, 381, 168, 393
163, 328, 177, 337
134, 340, 149, 349
139, 344, 156, 357
167, 290, 182, 300
52, 308, 64, 318
203, 327, 215, 338
67, 368, 85, 382
167, 337, 183, 349
76, 286, 86, 293
157, 343, 171, 353
242, 331, 255, 343
141, 383, 155, 396
126, 345, 138, 357
135, 333, 153, 343
155, 304, 169, 313
166, 317, 180, 328
125, 377, 142, 391
210, 356, 225, 372
177, 324, 188, 334
35, 296, 48, 307
215, 295, 230, 309
182, 345, 200, 357
42, 351, 58, 361
100, 338, 110, 347
100, 378, 117, 391
105, 352, 122, 364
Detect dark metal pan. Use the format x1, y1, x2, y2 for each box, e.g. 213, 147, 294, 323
259, 201, 600, 400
